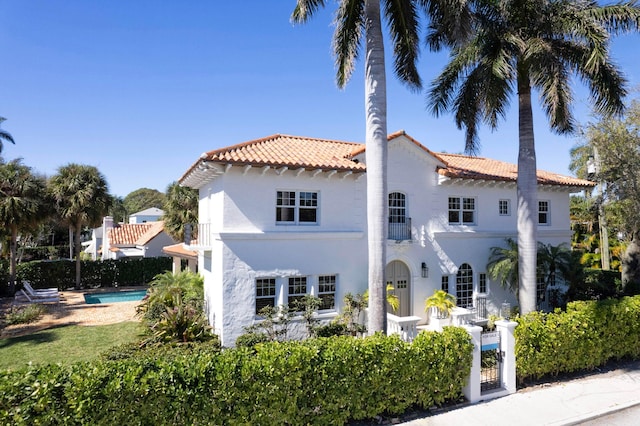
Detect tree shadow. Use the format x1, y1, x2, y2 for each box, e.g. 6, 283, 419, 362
0, 323, 79, 348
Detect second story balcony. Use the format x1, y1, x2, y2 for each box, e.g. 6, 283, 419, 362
388, 217, 411, 241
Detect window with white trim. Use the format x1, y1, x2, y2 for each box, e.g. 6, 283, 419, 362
538, 200, 549, 225
256, 278, 276, 314
318, 275, 336, 310
479, 273, 487, 294
499, 199, 510, 216
456, 263, 474, 308
288, 276, 307, 306
449, 197, 476, 225
276, 191, 318, 224
441, 275, 449, 293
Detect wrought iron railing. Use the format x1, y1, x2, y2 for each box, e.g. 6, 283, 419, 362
388, 217, 411, 241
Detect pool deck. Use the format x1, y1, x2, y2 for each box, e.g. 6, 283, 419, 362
1, 287, 143, 338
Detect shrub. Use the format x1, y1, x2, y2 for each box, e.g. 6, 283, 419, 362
0, 330, 473, 424
2, 304, 46, 325
515, 295, 640, 381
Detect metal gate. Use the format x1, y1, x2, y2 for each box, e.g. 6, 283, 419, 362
481, 330, 502, 392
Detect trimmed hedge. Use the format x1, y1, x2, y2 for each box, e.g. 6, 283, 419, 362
515, 295, 640, 381
0, 329, 473, 425
15, 257, 172, 290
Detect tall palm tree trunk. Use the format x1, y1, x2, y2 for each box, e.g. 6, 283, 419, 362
9, 225, 18, 294
364, 0, 388, 334
517, 76, 538, 314
74, 221, 82, 289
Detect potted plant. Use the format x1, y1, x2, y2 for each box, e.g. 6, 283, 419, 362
425, 290, 456, 330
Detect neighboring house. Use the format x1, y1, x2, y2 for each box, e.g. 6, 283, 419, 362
81, 226, 103, 260
129, 207, 164, 224
101, 216, 176, 260
179, 131, 592, 347
163, 240, 198, 274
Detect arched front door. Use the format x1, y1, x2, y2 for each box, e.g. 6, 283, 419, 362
385, 260, 411, 317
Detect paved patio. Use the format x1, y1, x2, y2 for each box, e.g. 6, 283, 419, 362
0, 287, 143, 338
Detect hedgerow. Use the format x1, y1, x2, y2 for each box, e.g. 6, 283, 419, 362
515, 295, 640, 381
0, 328, 472, 425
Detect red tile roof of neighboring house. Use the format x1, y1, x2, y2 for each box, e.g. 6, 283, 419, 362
108, 221, 166, 246
162, 242, 198, 260
180, 131, 593, 189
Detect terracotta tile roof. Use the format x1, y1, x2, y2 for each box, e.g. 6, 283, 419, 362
108, 221, 166, 246
162, 241, 198, 260
179, 131, 592, 189
437, 153, 594, 187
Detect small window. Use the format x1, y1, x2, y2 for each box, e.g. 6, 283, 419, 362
456, 263, 473, 308
276, 191, 318, 224
479, 273, 487, 294
449, 196, 476, 225
318, 275, 336, 310
256, 278, 276, 314
288, 276, 307, 306
499, 199, 510, 216
441, 276, 449, 293
538, 201, 549, 225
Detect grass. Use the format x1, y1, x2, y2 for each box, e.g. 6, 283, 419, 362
0, 321, 144, 371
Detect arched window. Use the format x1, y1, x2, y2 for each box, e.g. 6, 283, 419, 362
388, 192, 410, 240
456, 263, 473, 308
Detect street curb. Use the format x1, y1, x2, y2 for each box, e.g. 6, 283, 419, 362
551, 399, 640, 426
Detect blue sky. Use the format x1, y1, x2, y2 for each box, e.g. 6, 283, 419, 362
1, 1, 639, 198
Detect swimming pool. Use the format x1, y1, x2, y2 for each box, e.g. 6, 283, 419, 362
84, 290, 147, 304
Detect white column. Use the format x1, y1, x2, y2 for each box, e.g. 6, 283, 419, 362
463, 324, 483, 403
496, 320, 517, 395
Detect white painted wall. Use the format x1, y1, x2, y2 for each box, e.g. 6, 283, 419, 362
197, 134, 579, 346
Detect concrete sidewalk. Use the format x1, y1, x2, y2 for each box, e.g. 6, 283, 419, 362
402, 360, 640, 426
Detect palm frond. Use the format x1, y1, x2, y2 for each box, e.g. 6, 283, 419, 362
333, 0, 364, 88
291, 0, 327, 23
384, 0, 422, 90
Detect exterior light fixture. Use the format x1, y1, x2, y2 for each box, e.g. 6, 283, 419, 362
421, 262, 428, 278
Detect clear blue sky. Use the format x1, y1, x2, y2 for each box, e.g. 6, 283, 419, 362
1, 1, 639, 197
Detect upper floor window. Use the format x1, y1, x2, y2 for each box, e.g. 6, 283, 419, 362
538, 201, 549, 225
499, 199, 510, 216
389, 192, 406, 224
276, 191, 318, 224
449, 197, 476, 225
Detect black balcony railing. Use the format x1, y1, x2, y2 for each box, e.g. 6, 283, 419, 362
388, 217, 411, 241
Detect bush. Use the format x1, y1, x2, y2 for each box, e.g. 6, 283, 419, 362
567, 268, 621, 301
2, 304, 46, 325
515, 295, 640, 381
0, 329, 473, 425
15, 257, 172, 290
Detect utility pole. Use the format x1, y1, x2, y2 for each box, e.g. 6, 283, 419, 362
594, 147, 610, 270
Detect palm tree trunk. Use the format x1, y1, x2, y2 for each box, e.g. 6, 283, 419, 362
74, 221, 82, 289
517, 75, 538, 314
364, 0, 388, 334
9, 225, 18, 295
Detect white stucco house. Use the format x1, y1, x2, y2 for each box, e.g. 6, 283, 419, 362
178, 131, 592, 347
129, 207, 165, 224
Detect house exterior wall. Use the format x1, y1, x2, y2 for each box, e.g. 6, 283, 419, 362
196, 135, 579, 346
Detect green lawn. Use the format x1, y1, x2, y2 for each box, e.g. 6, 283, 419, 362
0, 321, 144, 371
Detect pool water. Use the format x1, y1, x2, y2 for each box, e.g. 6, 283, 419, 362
84, 290, 147, 304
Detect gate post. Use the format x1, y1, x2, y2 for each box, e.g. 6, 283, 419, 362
495, 320, 517, 395
462, 324, 483, 403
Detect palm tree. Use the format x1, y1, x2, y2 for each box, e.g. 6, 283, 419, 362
537, 241, 573, 289
292, 0, 424, 333
487, 237, 520, 296
0, 117, 15, 153
48, 164, 111, 289
429, 0, 640, 314
163, 182, 198, 242
0, 159, 48, 294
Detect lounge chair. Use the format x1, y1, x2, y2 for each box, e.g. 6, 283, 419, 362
16, 289, 59, 304
23, 281, 58, 297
